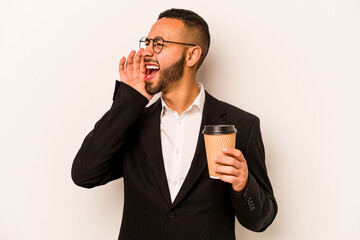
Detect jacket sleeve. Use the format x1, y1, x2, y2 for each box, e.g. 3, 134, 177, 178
71, 81, 149, 188
229, 117, 278, 232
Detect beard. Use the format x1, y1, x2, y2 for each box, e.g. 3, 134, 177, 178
145, 53, 185, 95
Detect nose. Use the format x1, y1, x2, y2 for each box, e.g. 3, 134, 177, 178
142, 48, 154, 59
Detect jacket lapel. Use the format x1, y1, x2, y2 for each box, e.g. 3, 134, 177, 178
171, 92, 227, 208
140, 99, 172, 206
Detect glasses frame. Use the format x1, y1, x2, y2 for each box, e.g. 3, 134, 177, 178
139, 36, 202, 55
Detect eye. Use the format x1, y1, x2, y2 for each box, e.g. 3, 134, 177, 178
154, 42, 164, 47
145, 39, 150, 46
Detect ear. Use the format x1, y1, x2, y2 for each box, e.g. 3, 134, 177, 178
185, 46, 202, 68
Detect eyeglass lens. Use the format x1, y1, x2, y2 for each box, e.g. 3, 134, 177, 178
139, 37, 164, 54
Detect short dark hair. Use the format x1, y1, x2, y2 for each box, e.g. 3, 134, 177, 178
158, 8, 210, 69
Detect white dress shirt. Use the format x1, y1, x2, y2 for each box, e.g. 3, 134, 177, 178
160, 83, 205, 202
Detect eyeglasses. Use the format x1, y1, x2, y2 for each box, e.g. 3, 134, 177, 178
139, 36, 199, 54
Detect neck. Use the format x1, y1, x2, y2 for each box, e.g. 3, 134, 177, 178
161, 72, 200, 115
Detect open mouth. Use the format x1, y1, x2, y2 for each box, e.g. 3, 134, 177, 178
145, 64, 160, 81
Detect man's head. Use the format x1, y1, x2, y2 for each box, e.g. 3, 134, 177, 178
157, 8, 210, 69
142, 9, 210, 95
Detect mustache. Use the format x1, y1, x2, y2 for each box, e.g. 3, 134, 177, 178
144, 58, 159, 65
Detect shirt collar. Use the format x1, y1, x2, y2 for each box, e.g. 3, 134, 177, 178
160, 82, 205, 117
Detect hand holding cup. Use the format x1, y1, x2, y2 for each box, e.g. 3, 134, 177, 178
203, 125, 248, 192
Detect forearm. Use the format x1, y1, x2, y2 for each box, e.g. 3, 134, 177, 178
71, 81, 148, 188
230, 173, 277, 232
230, 117, 277, 231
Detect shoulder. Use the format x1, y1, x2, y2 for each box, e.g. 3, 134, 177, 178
205, 91, 259, 125
205, 91, 263, 151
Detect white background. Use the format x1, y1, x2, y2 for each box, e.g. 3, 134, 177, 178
1, 0, 360, 239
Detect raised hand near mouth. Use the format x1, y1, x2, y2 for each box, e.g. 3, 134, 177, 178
119, 49, 153, 100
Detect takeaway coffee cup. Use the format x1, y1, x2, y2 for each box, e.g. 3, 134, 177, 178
202, 125, 237, 179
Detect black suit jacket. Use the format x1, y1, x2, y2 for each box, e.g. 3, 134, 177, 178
72, 81, 277, 240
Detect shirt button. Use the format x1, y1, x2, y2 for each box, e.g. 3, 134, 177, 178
178, 120, 183, 125
167, 211, 175, 219
176, 149, 180, 154
173, 181, 177, 186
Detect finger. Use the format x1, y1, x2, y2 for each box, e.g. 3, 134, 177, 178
140, 50, 146, 75
133, 49, 143, 72
215, 156, 241, 169
218, 174, 237, 185
222, 147, 245, 162
119, 56, 126, 77
215, 165, 239, 176
126, 50, 136, 73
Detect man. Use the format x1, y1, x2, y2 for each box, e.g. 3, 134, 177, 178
72, 8, 277, 240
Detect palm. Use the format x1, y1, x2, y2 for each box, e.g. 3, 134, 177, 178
119, 49, 152, 100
